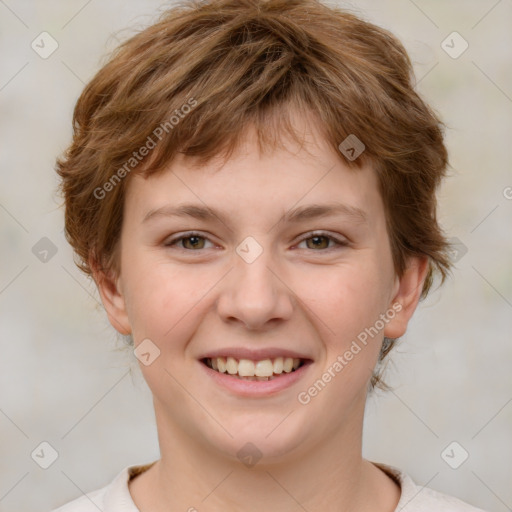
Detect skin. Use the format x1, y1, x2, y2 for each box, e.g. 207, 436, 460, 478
94, 113, 428, 512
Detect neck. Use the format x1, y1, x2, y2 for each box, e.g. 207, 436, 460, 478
129, 398, 401, 512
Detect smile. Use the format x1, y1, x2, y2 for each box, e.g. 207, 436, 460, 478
202, 356, 307, 381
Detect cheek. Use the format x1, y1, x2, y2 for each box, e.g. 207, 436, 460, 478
300, 263, 393, 394
122, 255, 218, 344
300, 260, 387, 339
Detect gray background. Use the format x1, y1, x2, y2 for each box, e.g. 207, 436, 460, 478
0, 1, 511, 511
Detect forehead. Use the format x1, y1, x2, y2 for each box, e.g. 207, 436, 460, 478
124, 119, 384, 230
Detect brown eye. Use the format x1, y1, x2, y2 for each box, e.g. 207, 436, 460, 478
306, 235, 330, 250
296, 232, 348, 251
181, 235, 206, 250
165, 233, 213, 250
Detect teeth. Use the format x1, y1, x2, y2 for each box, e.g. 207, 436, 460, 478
238, 359, 255, 377
254, 359, 274, 377
206, 356, 304, 377
217, 357, 226, 373
226, 357, 238, 375
283, 357, 293, 373
273, 357, 284, 374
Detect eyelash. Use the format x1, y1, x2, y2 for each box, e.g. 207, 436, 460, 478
164, 231, 349, 252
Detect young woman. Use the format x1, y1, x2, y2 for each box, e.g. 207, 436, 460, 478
52, 1, 487, 510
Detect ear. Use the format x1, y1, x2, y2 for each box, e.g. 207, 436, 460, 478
384, 256, 429, 339
90, 259, 131, 335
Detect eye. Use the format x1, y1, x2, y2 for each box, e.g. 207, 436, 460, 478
164, 231, 348, 252
164, 232, 215, 251
295, 231, 349, 251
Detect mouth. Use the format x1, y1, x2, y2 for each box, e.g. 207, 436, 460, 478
201, 356, 311, 381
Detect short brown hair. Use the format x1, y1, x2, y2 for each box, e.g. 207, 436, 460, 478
56, 0, 452, 387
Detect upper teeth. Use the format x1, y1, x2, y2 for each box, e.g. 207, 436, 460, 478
207, 357, 301, 377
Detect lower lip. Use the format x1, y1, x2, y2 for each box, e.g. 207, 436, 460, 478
199, 360, 313, 397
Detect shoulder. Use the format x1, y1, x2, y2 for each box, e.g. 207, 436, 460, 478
49, 463, 154, 512
373, 462, 489, 512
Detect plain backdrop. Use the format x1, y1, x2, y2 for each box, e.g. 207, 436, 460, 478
0, 1, 511, 511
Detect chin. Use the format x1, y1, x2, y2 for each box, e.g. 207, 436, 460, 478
205, 415, 309, 466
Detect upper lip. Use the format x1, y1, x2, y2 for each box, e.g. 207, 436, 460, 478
199, 347, 313, 361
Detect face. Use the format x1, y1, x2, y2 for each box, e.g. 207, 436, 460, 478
97, 117, 426, 465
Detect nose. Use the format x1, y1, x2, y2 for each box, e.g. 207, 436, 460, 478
216, 243, 294, 331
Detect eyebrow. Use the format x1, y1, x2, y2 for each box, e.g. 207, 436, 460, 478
142, 201, 368, 227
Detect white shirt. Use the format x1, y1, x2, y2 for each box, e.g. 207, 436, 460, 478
50, 461, 488, 511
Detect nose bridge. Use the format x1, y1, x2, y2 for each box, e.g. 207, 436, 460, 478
236, 242, 275, 295
216, 236, 293, 329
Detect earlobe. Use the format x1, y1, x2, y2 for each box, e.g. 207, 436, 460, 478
384, 256, 429, 339
90, 260, 132, 335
